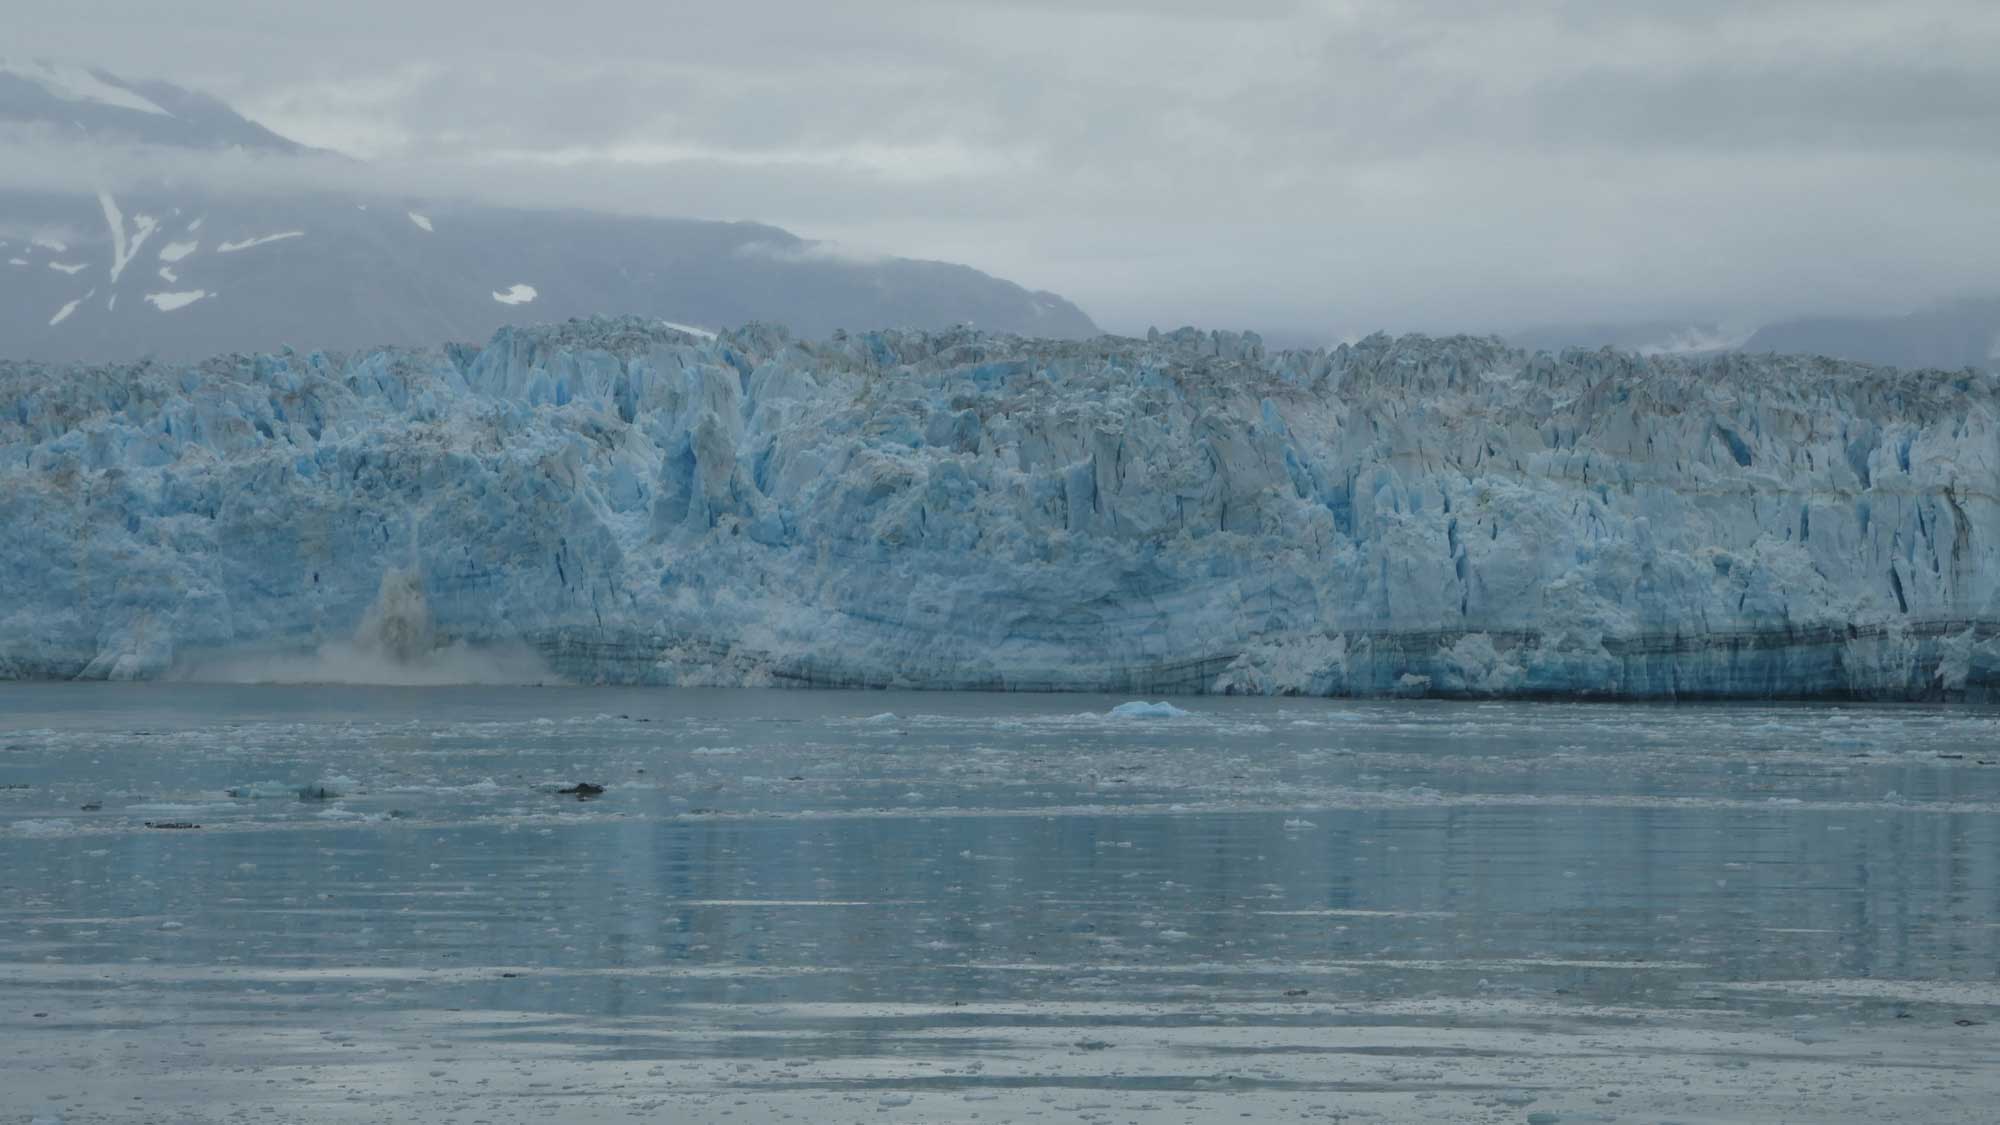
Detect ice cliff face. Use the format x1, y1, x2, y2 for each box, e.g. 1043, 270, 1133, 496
5, 317, 1998, 698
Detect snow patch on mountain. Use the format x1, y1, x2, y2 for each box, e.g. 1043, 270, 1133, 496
0, 59, 171, 116
47, 260, 85, 274
492, 284, 536, 306
46, 296, 82, 325
98, 191, 158, 283
407, 212, 433, 232
215, 231, 303, 253
157, 240, 198, 263
143, 290, 210, 312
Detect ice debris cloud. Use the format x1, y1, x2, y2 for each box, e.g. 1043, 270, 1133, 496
3, 316, 1999, 698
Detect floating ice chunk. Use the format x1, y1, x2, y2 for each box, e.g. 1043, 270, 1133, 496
315, 807, 377, 820
1109, 701, 1193, 719
225, 780, 298, 798
12, 819, 72, 837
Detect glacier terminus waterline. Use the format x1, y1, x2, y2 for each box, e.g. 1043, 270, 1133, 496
4, 316, 1997, 697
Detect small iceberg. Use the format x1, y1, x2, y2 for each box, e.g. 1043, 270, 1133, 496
1108, 700, 1193, 719
228, 775, 355, 800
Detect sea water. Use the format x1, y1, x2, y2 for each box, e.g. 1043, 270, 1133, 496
2, 685, 1997, 1122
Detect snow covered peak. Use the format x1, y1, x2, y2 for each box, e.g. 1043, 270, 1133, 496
0, 61, 310, 153
0, 58, 172, 116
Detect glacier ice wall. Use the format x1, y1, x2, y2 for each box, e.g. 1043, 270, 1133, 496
5, 316, 1999, 698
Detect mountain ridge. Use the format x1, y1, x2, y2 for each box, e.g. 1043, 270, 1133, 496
0, 61, 1100, 361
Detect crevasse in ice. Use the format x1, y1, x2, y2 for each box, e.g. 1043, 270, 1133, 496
4, 316, 1997, 697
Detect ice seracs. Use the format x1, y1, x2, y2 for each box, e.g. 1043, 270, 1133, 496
4, 317, 1999, 698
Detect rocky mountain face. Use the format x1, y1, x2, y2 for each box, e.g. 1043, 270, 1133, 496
0, 60, 1098, 362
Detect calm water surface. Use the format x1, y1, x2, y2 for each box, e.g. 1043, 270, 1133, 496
2, 686, 1997, 1123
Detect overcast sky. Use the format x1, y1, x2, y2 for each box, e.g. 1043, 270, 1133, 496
12, 0, 2000, 340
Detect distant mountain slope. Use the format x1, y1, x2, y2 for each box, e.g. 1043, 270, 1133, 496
0, 61, 1099, 361
0, 58, 310, 151
1511, 304, 2000, 373
1506, 321, 1749, 358
1742, 299, 2000, 372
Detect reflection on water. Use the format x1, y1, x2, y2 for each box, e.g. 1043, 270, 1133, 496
2, 686, 1997, 1122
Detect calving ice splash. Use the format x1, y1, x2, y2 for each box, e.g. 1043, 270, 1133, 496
184, 557, 553, 686
2, 316, 1997, 697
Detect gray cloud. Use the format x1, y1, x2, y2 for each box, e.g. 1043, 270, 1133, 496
9, 0, 1998, 340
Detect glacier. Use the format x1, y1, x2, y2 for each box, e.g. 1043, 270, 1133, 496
4, 315, 1999, 698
